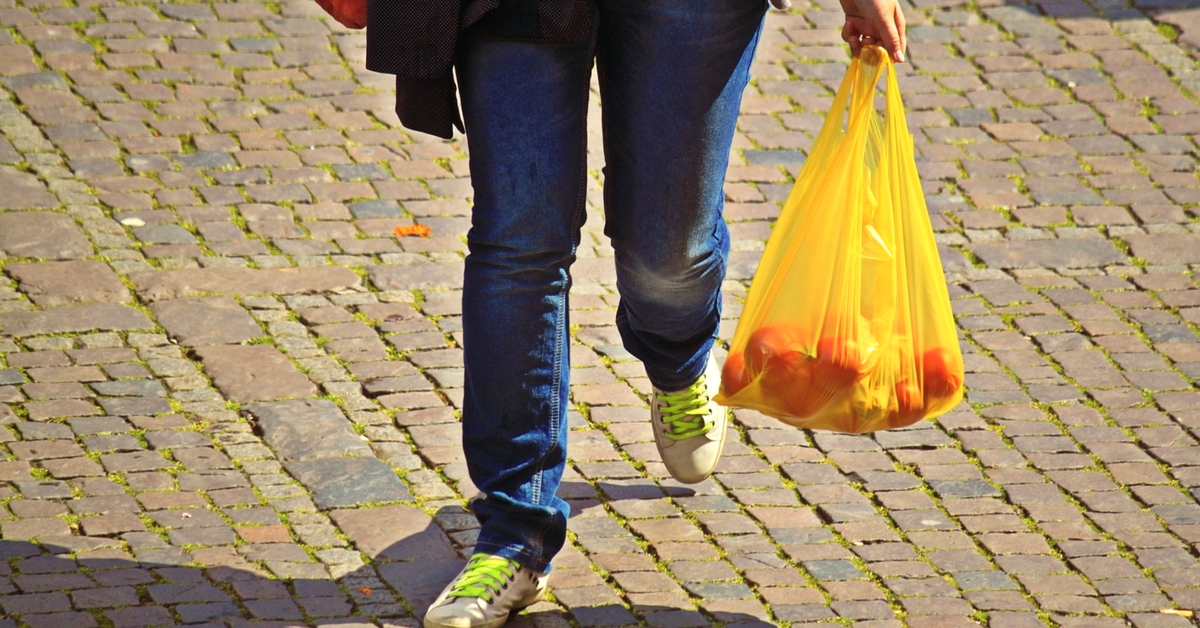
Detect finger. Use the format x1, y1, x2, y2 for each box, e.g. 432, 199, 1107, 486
842, 20, 856, 43
879, 16, 904, 62
842, 22, 862, 57
894, 5, 907, 62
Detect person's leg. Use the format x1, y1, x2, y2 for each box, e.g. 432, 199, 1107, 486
597, 0, 767, 391
455, 32, 595, 572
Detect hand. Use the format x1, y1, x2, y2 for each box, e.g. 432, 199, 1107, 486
840, 0, 907, 63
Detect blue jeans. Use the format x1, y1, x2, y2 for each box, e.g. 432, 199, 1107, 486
457, 0, 766, 572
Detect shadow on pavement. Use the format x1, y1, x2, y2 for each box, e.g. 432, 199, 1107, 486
0, 491, 770, 628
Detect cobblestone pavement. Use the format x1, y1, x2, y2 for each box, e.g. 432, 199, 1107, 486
2, 0, 1200, 625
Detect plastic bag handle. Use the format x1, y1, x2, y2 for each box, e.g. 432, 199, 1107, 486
881, 52, 912, 141
738, 50, 891, 338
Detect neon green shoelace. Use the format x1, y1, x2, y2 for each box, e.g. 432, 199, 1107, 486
657, 375, 714, 441
446, 554, 518, 603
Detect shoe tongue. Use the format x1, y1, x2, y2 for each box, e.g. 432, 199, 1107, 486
450, 556, 516, 599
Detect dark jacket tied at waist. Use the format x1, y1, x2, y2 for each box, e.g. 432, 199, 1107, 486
365, 0, 591, 139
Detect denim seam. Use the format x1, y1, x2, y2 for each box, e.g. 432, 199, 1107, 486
524, 31, 596, 568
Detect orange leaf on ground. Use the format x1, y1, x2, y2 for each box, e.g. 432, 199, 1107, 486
358, 588, 372, 595
393, 224, 432, 237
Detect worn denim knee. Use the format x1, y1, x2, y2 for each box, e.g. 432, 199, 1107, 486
600, 0, 764, 390
612, 221, 730, 389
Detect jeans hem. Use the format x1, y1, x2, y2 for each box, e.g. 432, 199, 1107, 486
473, 540, 555, 574
646, 350, 711, 392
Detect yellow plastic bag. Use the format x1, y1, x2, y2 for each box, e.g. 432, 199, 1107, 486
715, 47, 964, 433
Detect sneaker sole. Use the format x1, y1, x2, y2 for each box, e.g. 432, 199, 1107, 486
422, 588, 545, 628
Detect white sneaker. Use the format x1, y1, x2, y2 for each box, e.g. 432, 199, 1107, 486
651, 354, 727, 484
424, 553, 547, 628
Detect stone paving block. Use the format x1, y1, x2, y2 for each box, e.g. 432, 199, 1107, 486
146, 583, 232, 605
99, 450, 171, 473
0, 173, 59, 212
0, 303, 153, 337
968, 239, 1127, 269
5, 261, 130, 307
177, 470, 250, 491
1124, 233, 1200, 265
368, 262, 467, 291
8, 439, 85, 460
129, 266, 362, 301
79, 513, 146, 536
90, 379, 165, 397
20, 420, 82, 444
150, 296, 263, 346
244, 399, 372, 462
98, 397, 172, 416
0, 518, 72, 540
193, 344, 317, 403
330, 504, 457, 564
285, 456, 410, 508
